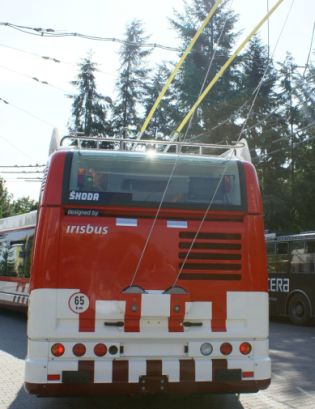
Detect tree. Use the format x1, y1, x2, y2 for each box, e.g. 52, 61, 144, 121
113, 19, 152, 139
286, 62, 315, 230
239, 38, 292, 232
170, 0, 241, 141
69, 54, 112, 140
11, 197, 38, 215
142, 63, 180, 139
0, 177, 12, 218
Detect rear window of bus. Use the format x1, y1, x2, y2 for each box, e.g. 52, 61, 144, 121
63, 151, 246, 210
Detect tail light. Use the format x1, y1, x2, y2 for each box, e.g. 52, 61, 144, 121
51, 343, 65, 357
240, 342, 252, 355
94, 343, 107, 357
73, 343, 86, 357
220, 342, 233, 356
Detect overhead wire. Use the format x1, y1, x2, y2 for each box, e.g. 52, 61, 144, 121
0, 133, 37, 161
0, 96, 56, 127
0, 22, 181, 52
180, 0, 234, 145
137, 0, 224, 139
303, 21, 315, 77
239, 0, 295, 139
175, 0, 285, 136
171, 0, 288, 289
0, 64, 70, 93
0, 43, 117, 78
129, 0, 225, 286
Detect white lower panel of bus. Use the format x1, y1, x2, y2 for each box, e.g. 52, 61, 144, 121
25, 345, 270, 384
25, 289, 270, 385
27, 289, 269, 340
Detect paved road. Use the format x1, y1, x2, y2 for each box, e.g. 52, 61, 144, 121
0, 310, 315, 409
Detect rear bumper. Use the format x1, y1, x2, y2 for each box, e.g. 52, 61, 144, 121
25, 378, 271, 396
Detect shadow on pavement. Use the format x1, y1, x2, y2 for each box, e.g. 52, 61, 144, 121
9, 388, 245, 409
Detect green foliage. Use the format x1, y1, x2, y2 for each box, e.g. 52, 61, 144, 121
69, 53, 112, 137
11, 196, 38, 215
113, 20, 152, 138
0, 178, 38, 218
64, 3, 315, 235
0, 177, 13, 218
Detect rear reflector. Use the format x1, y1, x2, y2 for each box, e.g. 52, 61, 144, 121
240, 342, 252, 355
242, 371, 254, 378
47, 374, 61, 381
51, 343, 65, 357
73, 343, 86, 357
220, 342, 233, 356
94, 343, 107, 357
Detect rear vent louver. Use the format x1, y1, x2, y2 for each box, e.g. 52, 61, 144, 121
178, 232, 242, 281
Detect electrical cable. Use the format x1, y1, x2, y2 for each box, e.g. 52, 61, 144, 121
129, 0, 225, 285
0, 96, 56, 127
0, 43, 117, 78
175, 0, 285, 136
0, 64, 70, 93
0, 22, 181, 52
0, 133, 37, 162
0, 164, 45, 168
137, 0, 224, 138
303, 21, 315, 77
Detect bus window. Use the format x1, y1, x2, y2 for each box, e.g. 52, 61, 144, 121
305, 240, 315, 273
65, 151, 245, 210
290, 241, 305, 273
270, 242, 289, 274
0, 231, 34, 278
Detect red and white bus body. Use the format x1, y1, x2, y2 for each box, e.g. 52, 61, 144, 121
0, 211, 36, 311
25, 149, 270, 396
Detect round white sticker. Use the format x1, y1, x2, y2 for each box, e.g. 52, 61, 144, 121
69, 292, 90, 314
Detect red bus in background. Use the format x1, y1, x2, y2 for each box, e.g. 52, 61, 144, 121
25, 138, 270, 396
0, 211, 36, 311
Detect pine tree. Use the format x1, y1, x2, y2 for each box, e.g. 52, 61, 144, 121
142, 64, 179, 139
170, 0, 240, 141
238, 37, 292, 232
113, 19, 152, 139
286, 62, 315, 230
69, 54, 112, 143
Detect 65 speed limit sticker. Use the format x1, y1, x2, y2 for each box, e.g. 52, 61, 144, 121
69, 292, 90, 314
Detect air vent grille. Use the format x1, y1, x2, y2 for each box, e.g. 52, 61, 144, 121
178, 231, 242, 281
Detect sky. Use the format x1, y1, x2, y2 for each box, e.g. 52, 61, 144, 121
0, 0, 314, 201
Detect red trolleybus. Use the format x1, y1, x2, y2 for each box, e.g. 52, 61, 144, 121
0, 211, 36, 310
25, 137, 270, 396
266, 232, 315, 325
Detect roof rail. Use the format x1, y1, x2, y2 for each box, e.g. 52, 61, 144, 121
58, 134, 248, 159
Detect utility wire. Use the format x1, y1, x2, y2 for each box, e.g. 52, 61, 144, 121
303, 21, 315, 77
0, 164, 45, 168
0, 96, 56, 127
0, 170, 44, 174
0, 64, 70, 93
0, 133, 36, 162
0, 43, 117, 78
0, 22, 181, 52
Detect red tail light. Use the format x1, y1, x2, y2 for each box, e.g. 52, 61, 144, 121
94, 343, 107, 357
51, 343, 65, 357
220, 342, 233, 356
240, 342, 252, 355
47, 374, 61, 381
73, 343, 86, 357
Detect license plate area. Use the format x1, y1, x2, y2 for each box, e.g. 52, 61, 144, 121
139, 375, 168, 393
